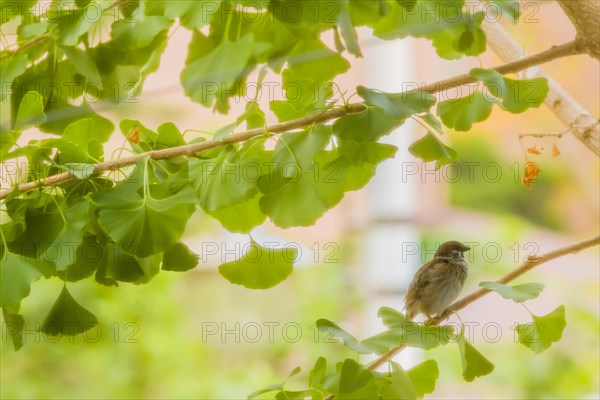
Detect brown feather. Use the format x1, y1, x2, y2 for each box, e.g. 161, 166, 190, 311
404, 241, 470, 319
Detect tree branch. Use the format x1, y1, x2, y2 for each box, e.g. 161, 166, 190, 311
0, 41, 580, 200
557, 0, 600, 61
365, 235, 600, 371
481, 16, 600, 156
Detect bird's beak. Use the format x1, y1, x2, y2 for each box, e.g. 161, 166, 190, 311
461, 244, 471, 252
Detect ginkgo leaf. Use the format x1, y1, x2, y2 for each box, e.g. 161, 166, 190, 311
455, 333, 495, 381
14, 91, 46, 131
408, 132, 457, 169
479, 281, 544, 303
315, 319, 374, 354
218, 241, 296, 289
516, 305, 566, 354
407, 359, 439, 398
379, 362, 418, 400
471, 68, 549, 114
41, 286, 99, 336
181, 33, 254, 113
437, 90, 494, 131
94, 159, 195, 257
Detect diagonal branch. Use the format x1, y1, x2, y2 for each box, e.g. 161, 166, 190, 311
365, 235, 600, 371
0, 41, 580, 200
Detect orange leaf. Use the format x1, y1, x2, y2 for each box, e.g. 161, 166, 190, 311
552, 144, 560, 157
522, 161, 541, 188
127, 126, 140, 144
526, 145, 541, 155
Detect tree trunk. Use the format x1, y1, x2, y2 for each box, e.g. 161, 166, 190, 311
558, 0, 600, 60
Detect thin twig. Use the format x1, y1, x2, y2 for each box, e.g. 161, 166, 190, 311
0, 41, 579, 200
365, 235, 600, 371
519, 133, 565, 139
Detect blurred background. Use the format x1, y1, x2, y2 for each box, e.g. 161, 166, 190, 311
1, 1, 599, 399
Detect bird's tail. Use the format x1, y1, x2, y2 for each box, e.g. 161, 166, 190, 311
402, 305, 415, 320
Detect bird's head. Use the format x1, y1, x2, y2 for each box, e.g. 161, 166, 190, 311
435, 241, 470, 260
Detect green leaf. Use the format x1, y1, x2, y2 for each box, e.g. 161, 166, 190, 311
258, 151, 349, 228
237, 101, 266, 130
2, 310, 25, 351
470, 68, 549, 113
269, 100, 308, 122
0, 253, 46, 312
5, 193, 65, 259
62, 46, 102, 87
379, 362, 418, 400
41, 286, 99, 336
111, 16, 172, 49
274, 125, 332, 172
333, 106, 403, 142
396, 0, 418, 11
1, 53, 28, 100
39, 201, 90, 272
218, 241, 296, 289
120, 119, 157, 152
287, 39, 350, 82
362, 324, 453, 353
436, 90, 494, 131
308, 357, 327, 390
64, 235, 103, 282
54, 1, 112, 46
94, 159, 195, 258
50, 118, 104, 163
364, 307, 454, 351
162, 242, 199, 272
18, 21, 49, 40
214, 123, 237, 141
156, 122, 186, 148
377, 307, 411, 329
181, 33, 254, 113
190, 147, 260, 212
516, 305, 566, 354
338, 141, 397, 191
407, 359, 439, 398
337, 359, 379, 400
280, 69, 334, 112
408, 132, 457, 168
1, 0, 38, 25
274, 390, 318, 400
479, 281, 545, 303
39, 100, 114, 141
248, 366, 302, 399
431, 12, 486, 59
455, 333, 495, 382
163, 1, 216, 29
57, 163, 96, 180
205, 190, 266, 234
315, 319, 374, 354
98, 242, 162, 284
337, 2, 362, 57
357, 86, 435, 120
419, 112, 443, 134
373, 3, 486, 59
14, 91, 46, 131
458, 15, 486, 56
348, 0, 392, 27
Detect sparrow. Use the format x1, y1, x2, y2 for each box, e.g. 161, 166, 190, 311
405, 241, 471, 320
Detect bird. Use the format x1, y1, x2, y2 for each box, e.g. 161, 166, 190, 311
404, 241, 471, 320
